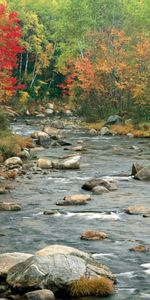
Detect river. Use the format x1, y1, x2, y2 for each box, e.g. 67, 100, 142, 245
0, 118, 150, 300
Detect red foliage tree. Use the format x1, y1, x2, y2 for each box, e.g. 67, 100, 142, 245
0, 4, 25, 101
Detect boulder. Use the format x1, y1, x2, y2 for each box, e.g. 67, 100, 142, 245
4, 157, 22, 169
105, 115, 123, 125
24, 289, 55, 300
129, 245, 149, 252
0, 202, 21, 211
0, 252, 32, 277
52, 155, 80, 170
134, 165, 150, 181
131, 162, 143, 176
81, 230, 108, 240
92, 186, 109, 194
7, 253, 115, 293
125, 205, 150, 215
35, 245, 91, 260
99, 127, 111, 136
37, 158, 52, 169
89, 128, 97, 135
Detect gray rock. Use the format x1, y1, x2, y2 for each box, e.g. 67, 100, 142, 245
131, 162, 143, 176
24, 289, 55, 300
37, 132, 51, 148
0, 252, 32, 277
106, 115, 123, 125
35, 245, 91, 260
134, 166, 150, 181
0, 202, 21, 211
82, 178, 117, 191
7, 253, 114, 292
52, 155, 80, 170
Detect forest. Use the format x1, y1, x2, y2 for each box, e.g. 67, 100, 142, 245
0, 0, 150, 122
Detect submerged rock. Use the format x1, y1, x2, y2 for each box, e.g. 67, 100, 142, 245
92, 186, 109, 194
0, 202, 21, 211
125, 205, 150, 215
129, 245, 149, 252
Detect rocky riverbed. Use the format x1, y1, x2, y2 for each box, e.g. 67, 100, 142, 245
0, 116, 150, 299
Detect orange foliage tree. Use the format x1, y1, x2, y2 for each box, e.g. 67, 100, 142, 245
60, 28, 150, 119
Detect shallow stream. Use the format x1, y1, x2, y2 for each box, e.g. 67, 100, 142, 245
0, 119, 150, 299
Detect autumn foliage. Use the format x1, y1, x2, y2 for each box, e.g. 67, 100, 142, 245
60, 29, 150, 120
0, 4, 25, 101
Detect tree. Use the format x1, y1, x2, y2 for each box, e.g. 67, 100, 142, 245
0, 3, 24, 101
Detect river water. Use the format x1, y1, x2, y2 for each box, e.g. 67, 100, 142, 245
0, 119, 150, 300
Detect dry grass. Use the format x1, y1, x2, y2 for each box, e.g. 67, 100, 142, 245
82, 121, 105, 131
0, 132, 32, 160
69, 276, 115, 297
111, 124, 150, 137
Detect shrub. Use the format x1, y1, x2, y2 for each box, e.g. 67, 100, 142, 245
69, 276, 115, 297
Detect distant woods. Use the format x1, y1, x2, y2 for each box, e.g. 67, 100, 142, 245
0, 0, 150, 121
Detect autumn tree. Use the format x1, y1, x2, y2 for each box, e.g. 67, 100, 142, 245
0, 3, 24, 102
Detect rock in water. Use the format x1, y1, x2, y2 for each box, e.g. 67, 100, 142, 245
52, 155, 80, 169
134, 166, 150, 181
7, 250, 115, 294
